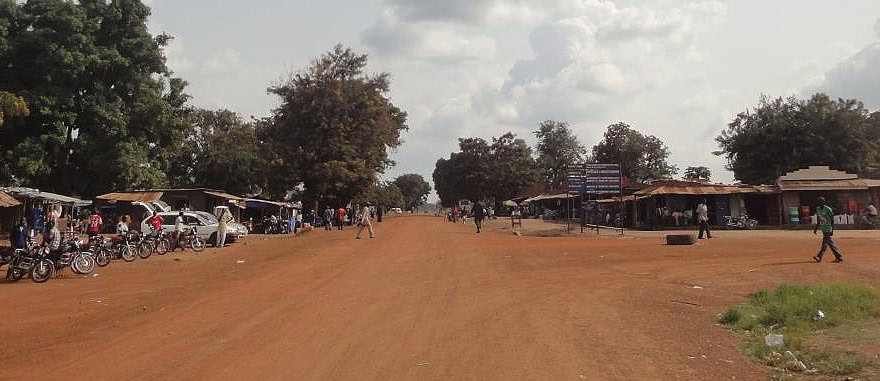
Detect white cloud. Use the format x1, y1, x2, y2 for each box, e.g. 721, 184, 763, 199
363, 12, 497, 63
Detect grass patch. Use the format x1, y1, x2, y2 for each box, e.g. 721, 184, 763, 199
719, 282, 880, 376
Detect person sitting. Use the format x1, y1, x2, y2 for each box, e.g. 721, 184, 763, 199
863, 203, 878, 227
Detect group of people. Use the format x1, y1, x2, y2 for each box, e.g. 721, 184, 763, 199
320, 204, 377, 239
445, 203, 489, 234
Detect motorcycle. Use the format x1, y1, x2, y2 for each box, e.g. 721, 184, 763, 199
3, 238, 55, 283
108, 233, 138, 262
45, 238, 96, 276
723, 213, 758, 230
176, 225, 206, 252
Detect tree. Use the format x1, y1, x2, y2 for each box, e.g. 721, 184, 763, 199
715, 94, 878, 185
0, 91, 28, 127
358, 181, 404, 209
393, 174, 431, 211
0, 0, 192, 196
170, 109, 265, 196
592, 122, 678, 183
683, 166, 711, 181
432, 132, 537, 208
534, 120, 586, 191
262, 45, 408, 206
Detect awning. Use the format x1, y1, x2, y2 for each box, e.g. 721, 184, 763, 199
634, 184, 774, 196
96, 192, 164, 202
777, 179, 869, 191
0, 191, 21, 207
1, 187, 86, 204
245, 198, 284, 209
204, 190, 243, 201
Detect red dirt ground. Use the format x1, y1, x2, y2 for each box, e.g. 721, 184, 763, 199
2, 216, 879, 380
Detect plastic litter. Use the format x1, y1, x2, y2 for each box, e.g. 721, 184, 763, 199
764, 334, 784, 347
813, 310, 826, 321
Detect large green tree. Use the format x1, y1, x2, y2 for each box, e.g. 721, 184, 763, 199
592, 122, 678, 183
716, 94, 880, 185
432, 132, 537, 208
169, 109, 265, 196
393, 173, 431, 211
534, 120, 587, 191
262, 45, 408, 206
0, 0, 191, 195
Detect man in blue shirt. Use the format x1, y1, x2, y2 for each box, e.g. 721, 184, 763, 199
813, 197, 843, 263
10, 218, 28, 250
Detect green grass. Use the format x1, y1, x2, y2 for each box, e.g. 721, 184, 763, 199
719, 282, 880, 376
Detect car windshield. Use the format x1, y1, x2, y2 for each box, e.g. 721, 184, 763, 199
194, 211, 219, 224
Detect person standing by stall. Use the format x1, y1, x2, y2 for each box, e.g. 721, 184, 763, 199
88, 210, 103, 238
813, 197, 844, 263
216, 208, 232, 248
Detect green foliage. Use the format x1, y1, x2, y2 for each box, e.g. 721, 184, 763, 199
683, 166, 711, 181
262, 44, 408, 205
393, 173, 430, 211
720, 282, 880, 376
534, 120, 587, 191
716, 94, 880, 185
592, 122, 677, 183
166, 109, 267, 196
433, 132, 538, 208
0, 0, 191, 196
358, 181, 404, 209
0, 91, 29, 127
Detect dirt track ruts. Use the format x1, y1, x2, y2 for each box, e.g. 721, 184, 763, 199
3, 216, 880, 380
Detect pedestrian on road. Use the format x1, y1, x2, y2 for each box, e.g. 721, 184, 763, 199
696, 199, 712, 239
324, 207, 333, 231
813, 197, 843, 263
473, 202, 485, 233
356, 203, 376, 239
217, 208, 232, 248
337, 207, 346, 230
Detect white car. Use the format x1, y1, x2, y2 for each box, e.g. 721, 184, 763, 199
140, 211, 220, 244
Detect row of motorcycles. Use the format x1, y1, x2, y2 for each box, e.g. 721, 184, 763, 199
1, 226, 207, 283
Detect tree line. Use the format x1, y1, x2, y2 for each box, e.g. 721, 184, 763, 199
0, 1, 431, 210
434, 94, 880, 208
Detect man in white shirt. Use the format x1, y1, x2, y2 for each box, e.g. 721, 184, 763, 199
696, 198, 712, 239
174, 212, 186, 251
356, 203, 376, 239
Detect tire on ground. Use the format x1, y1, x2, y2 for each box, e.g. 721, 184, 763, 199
666, 234, 696, 245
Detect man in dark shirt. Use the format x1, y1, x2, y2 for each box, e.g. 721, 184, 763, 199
10, 218, 28, 250
473, 202, 486, 234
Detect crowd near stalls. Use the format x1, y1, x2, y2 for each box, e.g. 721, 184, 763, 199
507, 166, 880, 230
242, 199, 301, 234
0, 187, 90, 234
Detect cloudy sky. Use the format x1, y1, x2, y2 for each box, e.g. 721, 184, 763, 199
145, 0, 880, 194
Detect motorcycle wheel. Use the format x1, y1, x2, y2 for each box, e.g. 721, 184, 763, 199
74, 253, 96, 274
191, 237, 206, 252
95, 249, 111, 267
137, 242, 153, 259
31, 260, 55, 283
747, 220, 758, 230
156, 239, 169, 256
121, 246, 137, 262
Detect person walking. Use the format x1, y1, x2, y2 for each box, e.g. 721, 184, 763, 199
217, 208, 232, 248
696, 199, 712, 239
324, 207, 334, 231
813, 197, 843, 263
355, 203, 376, 239
473, 202, 486, 233
337, 207, 346, 230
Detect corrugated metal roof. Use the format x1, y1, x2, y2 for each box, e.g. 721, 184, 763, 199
0, 187, 85, 204
778, 166, 858, 181
0, 191, 21, 207
864, 179, 880, 188
96, 192, 164, 202
634, 181, 776, 196
777, 179, 868, 191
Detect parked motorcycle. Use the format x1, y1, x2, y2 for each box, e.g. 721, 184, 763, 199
723, 213, 758, 230
177, 226, 206, 252
45, 238, 96, 276
3, 238, 54, 283
109, 233, 138, 262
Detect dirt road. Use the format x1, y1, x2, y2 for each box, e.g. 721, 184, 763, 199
2, 216, 879, 380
